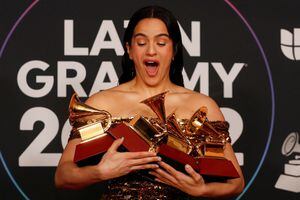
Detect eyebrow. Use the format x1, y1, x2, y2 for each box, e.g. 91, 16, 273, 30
133, 33, 170, 38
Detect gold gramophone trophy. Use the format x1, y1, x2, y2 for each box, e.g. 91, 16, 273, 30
69, 93, 115, 166
131, 91, 239, 179
163, 106, 239, 179
111, 91, 239, 179
107, 91, 172, 153
70, 93, 168, 166
108, 91, 193, 155
69, 92, 239, 179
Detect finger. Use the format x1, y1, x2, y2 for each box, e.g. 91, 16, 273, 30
158, 161, 192, 183
130, 163, 159, 171
155, 178, 168, 184
149, 171, 177, 187
155, 178, 177, 187
153, 168, 178, 184
122, 151, 157, 159
107, 137, 124, 153
158, 161, 186, 178
128, 156, 161, 166
185, 164, 203, 183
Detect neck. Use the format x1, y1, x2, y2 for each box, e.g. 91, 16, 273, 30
129, 76, 176, 97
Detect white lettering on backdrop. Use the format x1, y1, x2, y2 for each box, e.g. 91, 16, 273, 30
17, 19, 245, 166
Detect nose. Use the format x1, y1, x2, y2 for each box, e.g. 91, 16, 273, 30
146, 43, 157, 56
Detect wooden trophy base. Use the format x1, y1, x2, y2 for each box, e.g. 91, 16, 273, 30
73, 123, 151, 166
73, 123, 239, 180
73, 134, 114, 166
159, 144, 240, 179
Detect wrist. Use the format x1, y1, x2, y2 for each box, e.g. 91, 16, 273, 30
190, 184, 208, 197
94, 163, 107, 181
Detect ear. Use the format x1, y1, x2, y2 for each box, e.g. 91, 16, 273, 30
126, 42, 132, 60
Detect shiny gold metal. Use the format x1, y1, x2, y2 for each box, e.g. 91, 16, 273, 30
69, 93, 112, 141
167, 113, 193, 154
141, 91, 168, 125
139, 92, 195, 155
186, 106, 208, 134
128, 115, 159, 146
167, 113, 186, 140
141, 91, 168, 137
187, 106, 226, 158
128, 115, 166, 152
167, 135, 193, 154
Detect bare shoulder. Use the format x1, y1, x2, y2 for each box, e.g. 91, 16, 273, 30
173, 87, 224, 121
84, 84, 129, 111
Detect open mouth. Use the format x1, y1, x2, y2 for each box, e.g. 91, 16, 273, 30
144, 60, 159, 76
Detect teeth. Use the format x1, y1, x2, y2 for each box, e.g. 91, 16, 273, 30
145, 61, 158, 66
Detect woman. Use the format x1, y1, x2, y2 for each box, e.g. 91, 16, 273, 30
55, 5, 244, 199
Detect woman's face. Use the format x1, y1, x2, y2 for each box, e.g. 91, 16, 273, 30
127, 18, 174, 87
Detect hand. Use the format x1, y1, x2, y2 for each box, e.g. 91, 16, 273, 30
97, 137, 161, 180
149, 161, 205, 197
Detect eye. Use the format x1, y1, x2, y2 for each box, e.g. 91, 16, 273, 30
157, 42, 166, 46
137, 42, 146, 46
136, 39, 146, 46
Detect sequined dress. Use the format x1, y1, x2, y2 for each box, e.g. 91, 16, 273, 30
69, 117, 231, 200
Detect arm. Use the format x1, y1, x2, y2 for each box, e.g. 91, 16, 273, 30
150, 143, 244, 198
55, 91, 162, 189
54, 93, 109, 189
55, 137, 162, 189
54, 138, 103, 189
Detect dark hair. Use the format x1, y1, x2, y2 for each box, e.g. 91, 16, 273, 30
119, 5, 184, 86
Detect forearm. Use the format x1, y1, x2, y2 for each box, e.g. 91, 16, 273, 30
198, 178, 244, 198
55, 161, 103, 190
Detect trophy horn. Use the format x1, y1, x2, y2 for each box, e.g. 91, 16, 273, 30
186, 106, 208, 134
186, 106, 227, 157
282, 132, 300, 156
69, 93, 112, 135
188, 106, 226, 145
167, 113, 188, 141
141, 91, 168, 137
167, 113, 193, 154
141, 91, 168, 124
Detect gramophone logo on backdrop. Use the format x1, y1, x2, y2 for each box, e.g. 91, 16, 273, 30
275, 132, 300, 193
280, 28, 300, 60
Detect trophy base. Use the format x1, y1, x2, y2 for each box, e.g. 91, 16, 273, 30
109, 123, 240, 179
108, 123, 240, 181
275, 174, 300, 193
74, 122, 151, 166
107, 123, 151, 152
74, 134, 115, 166
159, 144, 240, 179
74, 123, 240, 180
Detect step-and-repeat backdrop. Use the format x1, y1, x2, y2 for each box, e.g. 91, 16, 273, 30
1, 0, 299, 199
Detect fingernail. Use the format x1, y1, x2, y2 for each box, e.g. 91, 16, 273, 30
185, 164, 191, 169
157, 156, 162, 161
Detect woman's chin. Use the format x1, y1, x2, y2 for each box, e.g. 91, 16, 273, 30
144, 77, 162, 87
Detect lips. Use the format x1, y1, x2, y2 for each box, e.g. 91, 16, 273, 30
144, 59, 159, 77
